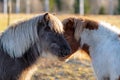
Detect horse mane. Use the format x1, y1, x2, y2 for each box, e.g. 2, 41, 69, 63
100, 21, 120, 34
73, 17, 98, 41
0, 15, 41, 58
0, 13, 63, 58
48, 13, 64, 33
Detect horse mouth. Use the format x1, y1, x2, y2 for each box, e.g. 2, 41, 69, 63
58, 52, 73, 61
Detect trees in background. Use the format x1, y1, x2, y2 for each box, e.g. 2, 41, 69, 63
74, 0, 90, 14
74, 0, 79, 13
49, 0, 62, 12
99, 6, 106, 14
84, 0, 90, 14
114, 0, 120, 14
49, 0, 55, 12
1, 0, 119, 14
49, 0, 74, 13
55, 0, 61, 11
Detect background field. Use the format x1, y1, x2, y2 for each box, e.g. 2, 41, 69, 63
0, 14, 120, 80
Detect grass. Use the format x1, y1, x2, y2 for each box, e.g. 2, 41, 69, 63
1, 14, 120, 31
0, 14, 120, 80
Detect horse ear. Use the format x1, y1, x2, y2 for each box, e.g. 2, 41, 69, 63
44, 13, 50, 21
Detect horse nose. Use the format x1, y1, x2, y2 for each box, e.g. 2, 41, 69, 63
66, 45, 71, 54
61, 47, 71, 57
66, 48, 71, 54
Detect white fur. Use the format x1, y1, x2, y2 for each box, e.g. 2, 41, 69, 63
80, 21, 120, 80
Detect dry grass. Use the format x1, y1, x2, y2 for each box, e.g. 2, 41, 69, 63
0, 14, 120, 80
1, 14, 120, 31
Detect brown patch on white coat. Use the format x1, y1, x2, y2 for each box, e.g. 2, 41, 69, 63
63, 17, 99, 56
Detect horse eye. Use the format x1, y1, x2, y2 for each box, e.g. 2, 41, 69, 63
44, 26, 51, 31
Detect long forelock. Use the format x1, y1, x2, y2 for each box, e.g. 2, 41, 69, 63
74, 18, 84, 41
0, 15, 43, 58
63, 18, 80, 53
49, 14, 64, 33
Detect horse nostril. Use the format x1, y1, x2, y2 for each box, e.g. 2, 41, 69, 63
68, 48, 71, 54
66, 49, 71, 55
65, 48, 71, 54
61, 49, 71, 57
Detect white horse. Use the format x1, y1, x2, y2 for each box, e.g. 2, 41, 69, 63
63, 17, 120, 80
0, 13, 71, 80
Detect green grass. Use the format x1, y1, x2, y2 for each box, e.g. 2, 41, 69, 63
1, 14, 120, 80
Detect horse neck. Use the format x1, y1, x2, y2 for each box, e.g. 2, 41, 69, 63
80, 22, 119, 50
20, 42, 42, 66
8, 42, 41, 80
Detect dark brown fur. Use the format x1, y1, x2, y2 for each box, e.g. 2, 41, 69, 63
81, 43, 90, 55
118, 34, 120, 38
63, 18, 80, 53
84, 19, 99, 30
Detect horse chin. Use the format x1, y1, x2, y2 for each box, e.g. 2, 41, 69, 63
58, 52, 73, 61
42, 50, 73, 61
41, 51, 58, 60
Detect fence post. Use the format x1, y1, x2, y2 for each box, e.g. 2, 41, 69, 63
16, 0, 20, 13
45, 0, 49, 12
109, 0, 113, 15
26, 0, 30, 14
3, 0, 7, 14
79, 0, 84, 15
7, 0, 12, 26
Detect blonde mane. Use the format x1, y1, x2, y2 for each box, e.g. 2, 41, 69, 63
48, 14, 64, 33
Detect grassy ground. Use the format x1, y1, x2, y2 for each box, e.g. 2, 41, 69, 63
0, 14, 120, 80
1, 14, 120, 31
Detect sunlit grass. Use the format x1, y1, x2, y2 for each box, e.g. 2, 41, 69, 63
1, 14, 120, 32
0, 14, 35, 32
